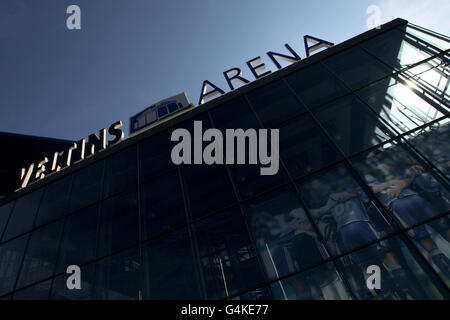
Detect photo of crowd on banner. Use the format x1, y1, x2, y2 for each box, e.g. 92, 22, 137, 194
250, 121, 449, 300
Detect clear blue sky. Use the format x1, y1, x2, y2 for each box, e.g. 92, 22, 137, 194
1, 0, 449, 140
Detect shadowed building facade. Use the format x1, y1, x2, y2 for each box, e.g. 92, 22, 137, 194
0, 18, 449, 300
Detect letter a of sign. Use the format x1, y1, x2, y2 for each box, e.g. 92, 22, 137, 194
198, 80, 225, 105
304, 35, 334, 57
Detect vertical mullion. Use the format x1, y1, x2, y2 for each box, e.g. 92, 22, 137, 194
92, 158, 107, 299
244, 91, 358, 299
11, 188, 46, 296
136, 141, 143, 300
206, 109, 274, 299
48, 173, 75, 299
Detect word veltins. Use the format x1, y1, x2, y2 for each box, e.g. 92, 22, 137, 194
17, 121, 124, 190
171, 121, 279, 176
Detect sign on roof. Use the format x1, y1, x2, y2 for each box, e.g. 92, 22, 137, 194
129, 92, 191, 136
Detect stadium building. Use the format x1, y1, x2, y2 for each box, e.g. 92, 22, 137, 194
0, 18, 449, 300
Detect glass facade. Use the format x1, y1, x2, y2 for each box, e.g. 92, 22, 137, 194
0, 20, 449, 300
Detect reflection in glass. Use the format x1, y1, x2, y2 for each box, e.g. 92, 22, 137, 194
181, 164, 237, 221
361, 27, 436, 70
297, 164, 392, 257
102, 146, 138, 198
271, 262, 351, 300
193, 208, 264, 299
98, 189, 139, 257
357, 77, 445, 134
2, 189, 42, 241
56, 205, 99, 273
12, 280, 51, 300
404, 58, 450, 109
210, 97, 288, 200
139, 130, 175, 182
353, 140, 450, 229
279, 114, 343, 179
402, 57, 450, 107
0, 201, 14, 241
246, 80, 306, 127
35, 176, 72, 227
0, 235, 28, 296
314, 95, 394, 156
69, 160, 104, 213
232, 287, 272, 300
141, 171, 186, 240
177, 114, 238, 219
17, 220, 63, 289
408, 217, 450, 286
322, 47, 392, 90
339, 237, 447, 299
212, 98, 285, 199
243, 186, 327, 281
406, 119, 450, 178
210, 97, 259, 131
94, 246, 140, 300
143, 228, 200, 299
405, 25, 450, 52
286, 63, 349, 109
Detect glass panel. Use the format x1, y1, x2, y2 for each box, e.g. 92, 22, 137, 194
141, 171, 186, 241
404, 59, 450, 107
0, 235, 28, 296
361, 27, 436, 70
297, 163, 393, 257
406, 118, 450, 178
279, 114, 343, 179
12, 279, 51, 300
192, 207, 264, 299
56, 205, 99, 274
352, 140, 450, 228
97, 189, 139, 257
242, 186, 327, 281
181, 164, 237, 221
102, 146, 137, 198
143, 228, 200, 299
323, 47, 393, 90
209, 97, 259, 132
313, 95, 394, 155
94, 246, 140, 300
285, 63, 349, 109
246, 80, 306, 127
357, 76, 445, 134
406, 25, 450, 52
69, 160, 104, 213
3, 189, 43, 241
139, 130, 175, 183
50, 263, 95, 300
176, 113, 237, 220
0, 201, 14, 241
232, 287, 272, 300
17, 220, 63, 289
339, 236, 446, 299
210, 97, 288, 200
407, 216, 450, 286
35, 176, 72, 227
271, 262, 352, 300
228, 161, 288, 201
